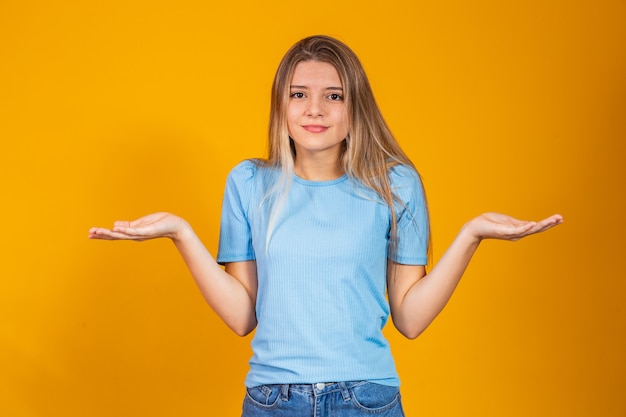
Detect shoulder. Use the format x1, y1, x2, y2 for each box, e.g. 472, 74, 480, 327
388, 164, 422, 189
387, 164, 426, 210
225, 159, 279, 196
227, 159, 258, 182
226, 159, 271, 187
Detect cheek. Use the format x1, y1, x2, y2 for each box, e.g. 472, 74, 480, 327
286, 106, 298, 133
339, 111, 350, 135
287, 102, 303, 121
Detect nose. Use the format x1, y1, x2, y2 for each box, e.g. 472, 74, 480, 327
305, 96, 324, 117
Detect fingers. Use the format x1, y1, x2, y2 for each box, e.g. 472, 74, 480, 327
544, 214, 564, 225
517, 214, 563, 238
88, 227, 120, 240
502, 221, 536, 240
88, 225, 143, 240
115, 224, 161, 239
531, 214, 563, 232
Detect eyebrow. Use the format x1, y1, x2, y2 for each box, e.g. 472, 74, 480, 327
290, 85, 343, 91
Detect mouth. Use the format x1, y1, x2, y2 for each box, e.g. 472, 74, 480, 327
302, 125, 329, 133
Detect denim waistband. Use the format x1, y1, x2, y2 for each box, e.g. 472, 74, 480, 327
274, 381, 369, 401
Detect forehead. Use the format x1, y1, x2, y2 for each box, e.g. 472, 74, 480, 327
290, 61, 342, 87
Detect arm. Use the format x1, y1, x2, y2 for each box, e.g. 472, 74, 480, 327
89, 212, 258, 336
388, 212, 563, 339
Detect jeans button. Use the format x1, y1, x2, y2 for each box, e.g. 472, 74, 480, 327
316, 382, 325, 390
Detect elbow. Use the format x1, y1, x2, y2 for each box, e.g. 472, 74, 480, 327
399, 328, 424, 340
394, 320, 427, 340
233, 328, 253, 337
230, 320, 257, 337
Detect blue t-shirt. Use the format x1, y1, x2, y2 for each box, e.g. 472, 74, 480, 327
217, 160, 428, 387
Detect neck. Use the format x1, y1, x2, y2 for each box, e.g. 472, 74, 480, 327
294, 154, 343, 181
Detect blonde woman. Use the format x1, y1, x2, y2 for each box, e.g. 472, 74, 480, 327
89, 35, 562, 416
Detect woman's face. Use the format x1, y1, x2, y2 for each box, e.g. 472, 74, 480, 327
287, 60, 350, 162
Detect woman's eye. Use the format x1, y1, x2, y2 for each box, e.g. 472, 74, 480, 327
291, 92, 305, 99
328, 93, 343, 101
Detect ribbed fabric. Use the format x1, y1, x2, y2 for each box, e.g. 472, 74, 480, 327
217, 160, 428, 387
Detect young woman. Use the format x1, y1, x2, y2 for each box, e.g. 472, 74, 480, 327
89, 35, 562, 416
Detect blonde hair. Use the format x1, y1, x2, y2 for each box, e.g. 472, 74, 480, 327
260, 35, 429, 261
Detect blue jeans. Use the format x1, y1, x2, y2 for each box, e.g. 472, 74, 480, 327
241, 381, 405, 416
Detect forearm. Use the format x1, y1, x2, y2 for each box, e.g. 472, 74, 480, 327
393, 224, 480, 339
392, 212, 563, 339
172, 223, 257, 336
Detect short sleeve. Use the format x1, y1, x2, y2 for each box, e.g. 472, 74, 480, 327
388, 165, 429, 265
216, 160, 257, 264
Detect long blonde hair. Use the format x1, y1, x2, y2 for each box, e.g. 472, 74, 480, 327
261, 35, 429, 259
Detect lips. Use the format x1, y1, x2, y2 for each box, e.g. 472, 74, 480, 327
302, 125, 329, 133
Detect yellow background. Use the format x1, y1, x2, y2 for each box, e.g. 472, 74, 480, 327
1, 0, 625, 416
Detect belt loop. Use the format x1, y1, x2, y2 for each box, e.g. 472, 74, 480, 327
338, 382, 351, 402
280, 384, 290, 401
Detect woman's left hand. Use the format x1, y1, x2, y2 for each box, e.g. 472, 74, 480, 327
465, 213, 563, 242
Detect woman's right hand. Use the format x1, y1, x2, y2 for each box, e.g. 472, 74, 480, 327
88, 212, 188, 242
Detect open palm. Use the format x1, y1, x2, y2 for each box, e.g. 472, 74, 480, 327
88, 212, 186, 241
467, 212, 563, 242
